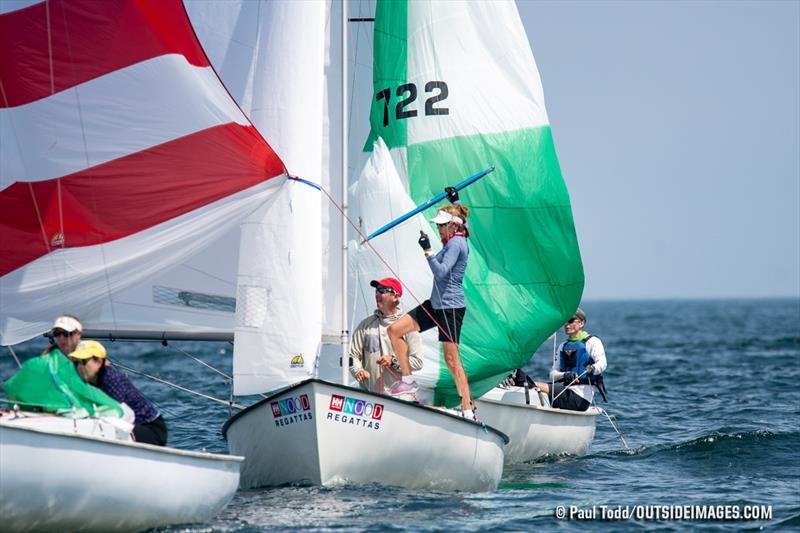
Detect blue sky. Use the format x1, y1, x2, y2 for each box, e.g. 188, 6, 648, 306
517, 0, 799, 300
347, 0, 799, 300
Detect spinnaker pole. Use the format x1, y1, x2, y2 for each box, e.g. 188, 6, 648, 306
362, 166, 495, 243
341, 0, 350, 386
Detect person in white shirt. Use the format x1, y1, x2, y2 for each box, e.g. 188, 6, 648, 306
536, 308, 607, 411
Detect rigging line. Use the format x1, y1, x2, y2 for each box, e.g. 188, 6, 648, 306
45, 0, 55, 96
58, 2, 119, 332
306, 175, 478, 411
597, 406, 630, 450
347, 5, 363, 139
165, 344, 232, 381
304, 174, 465, 360
350, 254, 365, 341
111, 361, 244, 410
27, 183, 51, 253
552, 333, 557, 397
307, 175, 452, 342
0, 78, 9, 107
7, 346, 21, 368
179, 263, 237, 287
550, 368, 589, 405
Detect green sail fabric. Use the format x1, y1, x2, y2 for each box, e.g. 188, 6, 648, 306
365, 0, 584, 406
3, 349, 123, 417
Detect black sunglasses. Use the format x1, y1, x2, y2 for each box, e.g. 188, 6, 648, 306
52, 330, 76, 338
567, 317, 583, 324
375, 287, 396, 295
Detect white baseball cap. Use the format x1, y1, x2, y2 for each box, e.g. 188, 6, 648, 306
52, 315, 83, 333
430, 210, 463, 225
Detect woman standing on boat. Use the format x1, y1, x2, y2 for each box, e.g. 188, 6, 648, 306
387, 188, 474, 419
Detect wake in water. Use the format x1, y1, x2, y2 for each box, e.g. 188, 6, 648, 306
592, 429, 797, 458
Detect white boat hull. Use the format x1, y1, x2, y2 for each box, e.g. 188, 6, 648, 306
475, 387, 599, 464
0, 417, 243, 533
224, 379, 507, 492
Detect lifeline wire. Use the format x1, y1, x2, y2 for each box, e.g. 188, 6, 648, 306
165, 343, 232, 381
112, 361, 244, 410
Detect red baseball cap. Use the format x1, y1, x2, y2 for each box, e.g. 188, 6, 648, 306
370, 277, 402, 297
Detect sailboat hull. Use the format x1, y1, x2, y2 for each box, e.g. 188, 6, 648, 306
223, 379, 507, 492
475, 387, 598, 464
0, 419, 242, 533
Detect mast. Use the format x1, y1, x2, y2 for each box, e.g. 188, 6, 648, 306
340, 0, 350, 386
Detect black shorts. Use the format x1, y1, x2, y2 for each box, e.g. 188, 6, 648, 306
408, 299, 466, 343
549, 386, 591, 412
133, 415, 168, 446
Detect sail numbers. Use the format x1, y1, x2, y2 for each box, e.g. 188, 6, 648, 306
375, 81, 449, 127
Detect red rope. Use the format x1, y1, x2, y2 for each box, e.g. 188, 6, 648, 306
289, 174, 474, 405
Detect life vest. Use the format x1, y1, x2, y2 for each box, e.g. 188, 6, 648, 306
559, 335, 595, 385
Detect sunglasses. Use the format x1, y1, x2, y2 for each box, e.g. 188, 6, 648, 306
52, 330, 76, 338
567, 317, 583, 324
375, 287, 396, 295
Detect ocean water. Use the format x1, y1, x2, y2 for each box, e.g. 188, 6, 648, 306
2, 299, 798, 531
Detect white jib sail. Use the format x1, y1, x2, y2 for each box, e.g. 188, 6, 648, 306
216, 1, 328, 395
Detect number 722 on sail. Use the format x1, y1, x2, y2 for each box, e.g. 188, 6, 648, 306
375, 81, 449, 126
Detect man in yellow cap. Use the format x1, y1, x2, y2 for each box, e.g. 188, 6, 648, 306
70, 340, 167, 446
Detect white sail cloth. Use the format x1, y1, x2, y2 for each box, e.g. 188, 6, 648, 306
0, 1, 286, 345
185, 1, 329, 395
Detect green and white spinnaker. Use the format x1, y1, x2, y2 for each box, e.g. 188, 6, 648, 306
352, 0, 583, 406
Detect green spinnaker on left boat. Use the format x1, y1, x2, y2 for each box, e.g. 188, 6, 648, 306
364, 0, 584, 406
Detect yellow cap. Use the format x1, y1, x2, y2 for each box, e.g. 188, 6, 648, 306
69, 340, 107, 360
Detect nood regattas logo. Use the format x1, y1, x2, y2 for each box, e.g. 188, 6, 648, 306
270, 394, 312, 427
327, 394, 383, 430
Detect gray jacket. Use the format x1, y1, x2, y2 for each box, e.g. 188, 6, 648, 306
349, 308, 423, 393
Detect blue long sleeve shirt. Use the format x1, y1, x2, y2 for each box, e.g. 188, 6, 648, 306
97, 364, 160, 424
427, 235, 468, 309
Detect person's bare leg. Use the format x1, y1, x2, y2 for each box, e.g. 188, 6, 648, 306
443, 342, 471, 410
387, 314, 419, 376
535, 382, 550, 394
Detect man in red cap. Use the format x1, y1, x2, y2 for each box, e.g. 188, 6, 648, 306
349, 278, 422, 396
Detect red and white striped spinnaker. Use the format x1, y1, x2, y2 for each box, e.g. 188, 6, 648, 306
0, 0, 289, 345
